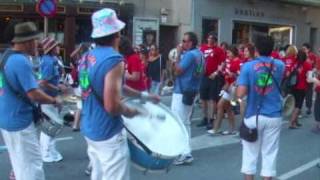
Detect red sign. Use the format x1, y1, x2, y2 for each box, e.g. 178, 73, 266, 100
36, 0, 57, 18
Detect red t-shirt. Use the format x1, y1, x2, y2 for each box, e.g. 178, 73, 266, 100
271, 51, 281, 59
200, 44, 226, 76
223, 57, 241, 84
125, 54, 148, 91
307, 52, 318, 67
295, 61, 313, 90
283, 55, 297, 77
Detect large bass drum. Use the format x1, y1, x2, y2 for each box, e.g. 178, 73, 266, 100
122, 98, 189, 173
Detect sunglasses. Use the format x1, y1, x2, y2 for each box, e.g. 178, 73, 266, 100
182, 39, 189, 43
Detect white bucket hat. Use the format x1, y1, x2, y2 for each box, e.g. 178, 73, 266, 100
91, 8, 125, 39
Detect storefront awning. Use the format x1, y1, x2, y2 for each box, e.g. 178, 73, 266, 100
281, 0, 320, 7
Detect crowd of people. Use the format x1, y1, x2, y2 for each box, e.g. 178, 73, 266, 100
0, 7, 319, 180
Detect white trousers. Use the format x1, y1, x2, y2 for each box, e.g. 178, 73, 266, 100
1, 123, 45, 180
171, 93, 193, 156
85, 130, 130, 180
241, 115, 282, 177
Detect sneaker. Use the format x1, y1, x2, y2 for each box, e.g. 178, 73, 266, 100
84, 166, 92, 176
221, 131, 231, 135
207, 129, 221, 135
173, 155, 193, 165
196, 118, 207, 127
42, 150, 63, 162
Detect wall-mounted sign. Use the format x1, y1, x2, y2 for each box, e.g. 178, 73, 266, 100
133, 17, 159, 47
36, 0, 58, 18
57, 5, 66, 14
0, 4, 24, 12
235, 8, 265, 17
77, 7, 97, 14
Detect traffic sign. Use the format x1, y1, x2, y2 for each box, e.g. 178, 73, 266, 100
36, 0, 57, 18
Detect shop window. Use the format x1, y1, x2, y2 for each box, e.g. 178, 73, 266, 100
202, 18, 218, 43
233, 21, 293, 48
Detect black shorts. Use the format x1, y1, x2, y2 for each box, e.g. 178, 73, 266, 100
292, 89, 306, 109
200, 75, 224, 101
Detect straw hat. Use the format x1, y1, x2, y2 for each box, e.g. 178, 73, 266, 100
42, 37, 59, 54
12, 22, 42, 43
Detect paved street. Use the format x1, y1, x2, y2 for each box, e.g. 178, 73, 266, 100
1, 96, 320, 180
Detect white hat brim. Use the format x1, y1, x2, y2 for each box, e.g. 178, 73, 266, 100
91, 20, 125, 39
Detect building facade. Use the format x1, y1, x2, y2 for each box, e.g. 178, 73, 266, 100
1, 0, 320, 62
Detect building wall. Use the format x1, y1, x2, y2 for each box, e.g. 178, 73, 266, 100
193, 0, 314, 47
306, 7, 320, 52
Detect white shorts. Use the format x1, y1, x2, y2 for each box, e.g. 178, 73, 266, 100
221, 90, 231, 101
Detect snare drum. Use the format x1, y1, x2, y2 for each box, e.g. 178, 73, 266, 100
122, 98, 189, 173
41, 104, 64, 137
40, 95, 80, 137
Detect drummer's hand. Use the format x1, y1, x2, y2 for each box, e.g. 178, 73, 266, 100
141, 92, 160, 104
124, 107, 140, 118
147, 94, 161, 104
54, 97, 63, 112
58, 84, 68, 94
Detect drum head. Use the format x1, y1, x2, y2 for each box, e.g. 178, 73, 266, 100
282, 94, 295, 117
122, 98, 189, 158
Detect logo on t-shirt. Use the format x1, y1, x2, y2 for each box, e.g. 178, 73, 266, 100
0, 72, 4, 96
254, 63, 274, 95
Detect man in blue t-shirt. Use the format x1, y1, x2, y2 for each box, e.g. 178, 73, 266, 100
0, 22, 62, 180
79, 9, 159, 180
237, 36, 285, 180
171, 32, 204, 165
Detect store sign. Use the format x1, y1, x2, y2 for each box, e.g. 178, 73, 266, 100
77, 7, 97, 14
57, 5, 66, 14
0, 4, 24, 12
235, 8, 265, 17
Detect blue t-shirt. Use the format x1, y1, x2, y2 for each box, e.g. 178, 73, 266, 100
40, 55, 61, 97
79, 46, 124, 141
174, 48, 204, 94
237, 56, 285, 118
0, 53, 39, 131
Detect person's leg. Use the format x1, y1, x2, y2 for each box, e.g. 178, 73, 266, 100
72, 109, 81, 131
226, 102, 236, 133
260, 117, 282, 179
305, 83, 313, 114
171, 94, 191, 153
99, 131, 129, 180
1, 123, 45, 180
198, 77, 209, 127
290, 90, 304, 128
241, 116, 262, 180
212, 98, 225, 133
40, 132, 62, 162
289, 108, 299, 128
312, 92, 320, 133
171, 93, 193, 164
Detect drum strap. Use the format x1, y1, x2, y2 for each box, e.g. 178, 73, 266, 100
89, 85, 153, 155
83, 55, 153, 155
